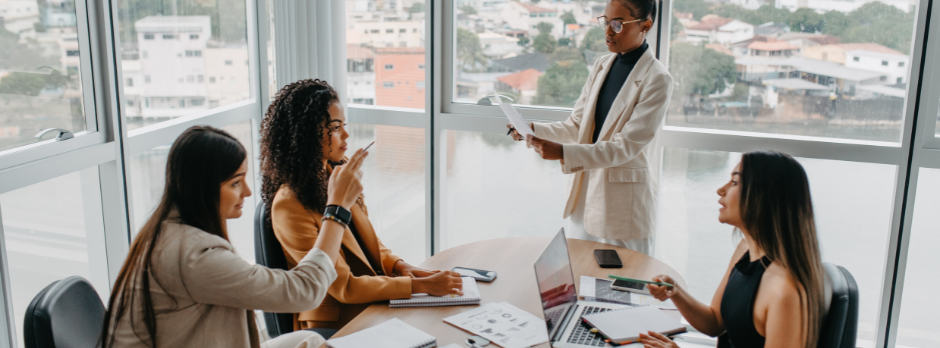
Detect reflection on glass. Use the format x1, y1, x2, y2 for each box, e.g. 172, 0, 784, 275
896, 168, 940, 347
128, 121, 256, 262
347, 123, 427, 263
0, 169, 109, 348
666, 0, 916, 142
344, 0, 426, 109
0, 0, 87, 151
441, 130, 567, 249
116, 0, 250, 131
657, 147, 895, 344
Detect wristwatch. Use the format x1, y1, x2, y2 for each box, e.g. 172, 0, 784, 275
323, 205, 352, 226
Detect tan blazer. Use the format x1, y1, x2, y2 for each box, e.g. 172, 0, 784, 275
108, 218, 337, 348
533, 49, 673, 241
271, 185, 411, 330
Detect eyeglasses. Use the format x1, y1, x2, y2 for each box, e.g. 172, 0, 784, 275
597, 16, 644, 33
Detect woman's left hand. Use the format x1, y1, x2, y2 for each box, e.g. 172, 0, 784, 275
639, 331, 679, 348
394, 260, 439, 278
526, 136, 564, 161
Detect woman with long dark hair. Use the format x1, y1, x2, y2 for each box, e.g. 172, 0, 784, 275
100, 126, 369, 347
640, 151, 825, 348
260, 79, 462, 330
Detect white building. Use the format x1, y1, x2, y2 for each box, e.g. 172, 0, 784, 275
500, 2, 564, 38
477, 32, 522, 58
845, 49, 910, 84
135, 16, 211, 118
683, 16, 754, 45
0, 0, 39, 38
347, 44, 376, 105
349, 20, 424, 48
204, 46, 250, 108
121, 59, 143, 117
455, 0, 509, 13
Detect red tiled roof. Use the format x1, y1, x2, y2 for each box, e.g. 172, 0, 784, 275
675, 12, 694, 19
497, 69, 543, 91
837, 43, 903, 55
748, 41, 800, 51
347, 44, 374, 60
687, 17, 734, 31
518, 3, 556, 13
374, 47, 425, 54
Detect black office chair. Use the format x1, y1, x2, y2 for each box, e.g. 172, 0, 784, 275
24, 276, 105, 348
818, 262, 859, 348
254, 202, 337, 340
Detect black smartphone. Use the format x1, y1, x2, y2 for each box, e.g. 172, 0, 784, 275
593, 249, 623, 268
611, 279, 651, 295
452, 267, 497, 282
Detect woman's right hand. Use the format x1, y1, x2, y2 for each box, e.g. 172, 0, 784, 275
412, 270, 464, 297
507, 122, 533, 142
327, 148, 368, 210
646, 275, 679, 301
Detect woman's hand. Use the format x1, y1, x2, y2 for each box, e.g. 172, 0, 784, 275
326, 148, 368, 210
412, 271, 464, 297
394, 260, 440, 278
639, 331, 680, 348
527, 136, 564, 161
506, 122, 533, 142
646, 275, 679, 301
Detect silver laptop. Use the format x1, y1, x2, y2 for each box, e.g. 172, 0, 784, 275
534, 228, 634, 347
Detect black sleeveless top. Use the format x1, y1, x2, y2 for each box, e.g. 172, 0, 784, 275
719, 251, 770, 348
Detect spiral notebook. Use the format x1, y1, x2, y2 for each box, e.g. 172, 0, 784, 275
390, 277, 481, 308
325, 318, 436, 348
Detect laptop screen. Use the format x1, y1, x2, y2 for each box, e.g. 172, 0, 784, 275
533, 228, 578, 337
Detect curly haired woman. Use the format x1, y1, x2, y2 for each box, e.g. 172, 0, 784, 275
259, 79, 463, 331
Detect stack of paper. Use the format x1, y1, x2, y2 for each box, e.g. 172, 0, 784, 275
444, 302, 548, 348
326, 318, 436, 348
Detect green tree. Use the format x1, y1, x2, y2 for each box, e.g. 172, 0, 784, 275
841, 2, 915, 53
669, 42, 736, 97
789, 8, 824, 32
558, 37, 572, 47
749, 5, 791, 25
536, 22, 554, 35
533, 32, 557, 54
674, 0, 711, 20
456, 28, 488, 72
517, 36, 531, 47
579, 27, 606, 51
820, 10, 853, 38
0, 70, 66, 96
548, 46, 584, 65
459, 4, 477, 15
0, 28, 58, 71
534, 60, 590, 107
561, 11, 577, 25
408, 2, 424, 14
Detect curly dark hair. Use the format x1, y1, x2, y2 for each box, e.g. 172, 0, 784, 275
260, 79, 342, 215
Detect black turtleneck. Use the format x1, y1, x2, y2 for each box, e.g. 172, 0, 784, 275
592, 41, 648, 143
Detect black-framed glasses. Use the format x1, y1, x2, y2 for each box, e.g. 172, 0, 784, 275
597, 16, 644, 33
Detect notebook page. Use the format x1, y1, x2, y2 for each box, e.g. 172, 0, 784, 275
395, 277, 480, 303
326, 318, 435, 348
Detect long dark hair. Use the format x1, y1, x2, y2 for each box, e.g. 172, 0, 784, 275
739, 151, 824, 348
100, 126, 247, 347
260, 79, 341, 214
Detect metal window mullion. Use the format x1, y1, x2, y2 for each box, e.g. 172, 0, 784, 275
0, 209, 16, 348
428, 0, 441, 258
0, 132, 106, 171
124, 102, 257, 155
75, 0, 101, 133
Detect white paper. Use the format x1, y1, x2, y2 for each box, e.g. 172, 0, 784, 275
494, 94, 535, 137
326, 318, 435, 348
444, 302, 549, 348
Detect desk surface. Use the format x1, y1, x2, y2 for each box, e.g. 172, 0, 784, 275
326, 237, 686, 347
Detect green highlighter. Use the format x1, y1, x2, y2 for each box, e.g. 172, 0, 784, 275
608, 275, 674, 288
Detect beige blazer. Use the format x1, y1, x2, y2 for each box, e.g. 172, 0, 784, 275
108, 219, 338, 348
533, 49, 673, 240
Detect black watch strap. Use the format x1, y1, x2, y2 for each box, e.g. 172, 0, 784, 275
324, 205, 352, 226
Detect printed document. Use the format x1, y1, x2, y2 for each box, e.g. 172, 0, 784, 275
493, 94, 535, 137
444, 302, 548, 348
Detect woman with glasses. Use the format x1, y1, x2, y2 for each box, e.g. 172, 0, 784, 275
509, 0, 672, 254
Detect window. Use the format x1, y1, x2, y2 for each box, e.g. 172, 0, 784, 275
418, 64, 425, 69
66, 50, 80, 57
144, 75, 150, 83
144, 34, 154, 40
854, 56, 861, 61
898, 77, 904, 83
417, 81, 425, 89
187, 75, 194, 83
210, 77, 216, 83
190, 34, 199, 39
225, 60, 233, 65
185, 50, 202, 57
399, 29, 406, 33
178, 99, 185, 107
900, 61, 906, 67
400, 41, 407, 47
413, 28, 418, 33
198, 75, 204, 83
898, 169, 940, 347
191, 98, 204, 106
371, 29, 380, 33
386, 29, 394, 33
383, 82, 395, 88
385, 64, 394, 70
126, 78, 133, 87
162, 34, 175, 39
142, 50, 147, 58
883, 60, 890, 66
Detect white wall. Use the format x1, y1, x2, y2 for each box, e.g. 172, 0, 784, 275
844, 50, 910, 84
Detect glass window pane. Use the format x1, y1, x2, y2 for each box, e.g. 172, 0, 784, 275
127, 121, 257, 262
265, 0, 276, 100
441, 130, 568, 248
344, 0, 426, 109
117, 0, 250, 131
348, 123, 427, 263
658, 148, 896, 344
0, 169, 109, 347
896, 168, 940, 347
666, 0, 917, 142
0, 1, 88, 151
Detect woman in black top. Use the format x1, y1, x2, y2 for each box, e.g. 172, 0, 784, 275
641, 151, 826, 348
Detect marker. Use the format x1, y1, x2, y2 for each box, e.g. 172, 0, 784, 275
363, 141, 375, 152
608, 275, 674, 288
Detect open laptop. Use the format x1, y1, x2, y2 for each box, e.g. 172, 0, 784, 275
534, 228, 635, 347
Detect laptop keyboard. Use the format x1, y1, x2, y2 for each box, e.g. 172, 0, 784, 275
566, 306, 612, 347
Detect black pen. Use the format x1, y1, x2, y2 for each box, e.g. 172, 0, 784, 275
506, 127, 515, 136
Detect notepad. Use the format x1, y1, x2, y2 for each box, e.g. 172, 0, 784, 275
580, 306, 687, 344
390, 277, 481, 308
325, 318, 436, 348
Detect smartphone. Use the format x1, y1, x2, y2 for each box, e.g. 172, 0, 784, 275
452, 267, 497, 282
611, 279, 652, 295
593, 249, 623, 268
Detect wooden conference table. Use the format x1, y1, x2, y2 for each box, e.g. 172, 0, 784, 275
325, 237, 687, 348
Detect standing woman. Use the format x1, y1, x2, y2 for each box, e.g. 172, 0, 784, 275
509, 0, 673, 253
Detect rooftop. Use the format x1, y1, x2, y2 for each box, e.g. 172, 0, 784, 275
347, 44, 374, 60
857, 84, 906, 98
748, 41, 800, 51
762, 78, 830, 90
374, 47, 425, 54
518, 3, 556, 13
735, 56, 886, 81
836, 43, 903, 56
497, 69, 543, 91
777, 32, 841, 45
492, 52, 549, 72
687, 17, 734, 31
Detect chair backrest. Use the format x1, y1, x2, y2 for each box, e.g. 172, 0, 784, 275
24, 276, 105, 348
253, 201, 295, 338
818, 262, 859, 348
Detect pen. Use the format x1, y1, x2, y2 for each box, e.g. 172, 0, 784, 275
608, 275, 674, 288
506, 127, 516, 136
363, 141, 375, 152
